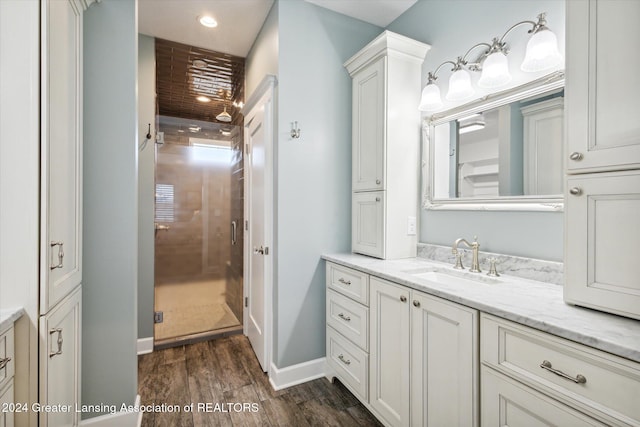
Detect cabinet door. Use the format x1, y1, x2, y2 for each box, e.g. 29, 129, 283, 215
481, 367, 606, 427
411, 291, 479, 427
565, 171, 640, 320
352, 191, 385, 258
369, 277, 410, 426
41, 0, 83, 313
566, 0, 640, 173
352, 57, 385, 191
39, 287, 81, 427
0, 382, 14, 427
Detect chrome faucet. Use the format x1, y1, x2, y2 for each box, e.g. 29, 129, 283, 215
452, 236, 481, 273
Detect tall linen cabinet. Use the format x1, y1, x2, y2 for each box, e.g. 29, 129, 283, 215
39, 0, 85, 425
344, 31, 430, 260
564, 0, 640, 320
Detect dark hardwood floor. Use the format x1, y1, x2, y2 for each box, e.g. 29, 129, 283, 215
138, 334, 383, 426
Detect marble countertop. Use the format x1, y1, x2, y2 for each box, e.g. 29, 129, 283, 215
323, 253, 640, 363
0, 307, 25, 334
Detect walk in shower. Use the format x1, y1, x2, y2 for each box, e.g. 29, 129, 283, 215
154, 115, 244, 344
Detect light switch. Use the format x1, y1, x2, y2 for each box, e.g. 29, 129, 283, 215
407, 216, 417, 235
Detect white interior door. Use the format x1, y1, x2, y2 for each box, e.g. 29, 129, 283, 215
244, 77, 275, 372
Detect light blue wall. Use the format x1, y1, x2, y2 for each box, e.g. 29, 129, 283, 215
137, 34, 155, 340
246, 2, 279, 99
83, 0, 138, 417
274, 1, 382, 367
388, 0, 565, 261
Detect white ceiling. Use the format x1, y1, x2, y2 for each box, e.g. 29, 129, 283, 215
138, 0, 417, 58
138, 0, 275, 57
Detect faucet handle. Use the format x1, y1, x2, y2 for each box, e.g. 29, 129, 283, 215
487, 257, 500, 277
452, 250, 465, 270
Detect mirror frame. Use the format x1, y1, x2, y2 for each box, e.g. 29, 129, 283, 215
422, 71, 565, 212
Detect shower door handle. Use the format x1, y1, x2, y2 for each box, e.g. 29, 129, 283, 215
231, 221, 237, 245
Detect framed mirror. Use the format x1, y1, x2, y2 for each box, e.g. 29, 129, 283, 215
423, 71, 565, 211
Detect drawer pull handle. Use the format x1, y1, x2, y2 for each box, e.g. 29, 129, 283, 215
50, 241, 64, 270
0, 357, 10, 370
49, 328, 64, 358
338, 313, 351, 322
540, 360, 586, 384
338, 354, 351, 365
338, 278, 351, 286
569, 152, 583, 161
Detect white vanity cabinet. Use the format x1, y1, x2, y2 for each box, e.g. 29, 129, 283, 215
369, 277, 479, 427
565, 0, 640, 173
481, 314, 640, 426
0, 326, 15, 427
39, 0, 84, 424
564, 0, 640, 320
326, 263, 370, 402
326, 262, 479, 427
345, 32, 430, 260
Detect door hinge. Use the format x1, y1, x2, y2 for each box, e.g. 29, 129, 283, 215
245, 143, 250, 155
244, 297, 248, 308
245, 220, 248, 231
154, 311, 163, 324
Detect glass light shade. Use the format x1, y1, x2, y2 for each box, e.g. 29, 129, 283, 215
418, 83, 443, 111
478, 51, 512, 88
521, 29, 563, 72
446, 69, 474, 101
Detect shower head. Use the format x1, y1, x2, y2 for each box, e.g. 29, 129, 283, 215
216, 105, 232, 123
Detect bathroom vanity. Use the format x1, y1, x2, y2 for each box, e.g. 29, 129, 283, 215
323, 254, 640, 427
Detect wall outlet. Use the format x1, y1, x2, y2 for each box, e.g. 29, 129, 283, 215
407, 216, 417, 235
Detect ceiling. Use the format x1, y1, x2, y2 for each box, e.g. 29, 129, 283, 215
138, 0, 417, 57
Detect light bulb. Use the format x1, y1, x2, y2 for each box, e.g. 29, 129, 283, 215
446, 68, 474, 101
521, 29, 563, 72
478, 51, 511, 88
418, 83, 443, 111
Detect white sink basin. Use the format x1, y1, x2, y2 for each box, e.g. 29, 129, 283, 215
403, 267, 502, 286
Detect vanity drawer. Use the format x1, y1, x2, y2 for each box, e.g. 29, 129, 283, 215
327, 326, 368, 402
0, 327, 14, 392
327, 262, 369, 305
0, 381, 14, 427
481, 314, 640, 425
327, 289, 368, 351
482, 366, 605, 426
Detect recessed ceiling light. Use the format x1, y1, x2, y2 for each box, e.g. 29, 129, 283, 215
196, 96, 211, 103
198, 15, 218, 28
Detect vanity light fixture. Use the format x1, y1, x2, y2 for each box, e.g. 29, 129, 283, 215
419, 13, 562, 112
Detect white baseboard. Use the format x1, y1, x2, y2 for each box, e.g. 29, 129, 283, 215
268, 357, 326, 391
80, 394, 142, 427
137, 337, 153, 355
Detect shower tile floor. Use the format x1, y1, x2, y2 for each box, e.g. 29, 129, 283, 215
155, 279, 241, 341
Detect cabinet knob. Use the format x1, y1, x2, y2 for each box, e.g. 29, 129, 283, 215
376, 179, 381, 185
412, 300, 420, 307
400, 295, 407, 303
569, 152, 583, 161
375, 197, 381, 202
569, 187, 582, 196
